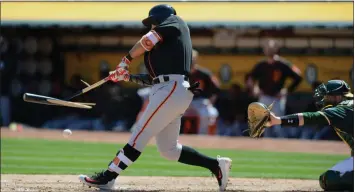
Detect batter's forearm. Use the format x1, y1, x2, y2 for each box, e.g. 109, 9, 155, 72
129, 74, 153, 86
128, 41, 146, 58
129, 30, 160, 58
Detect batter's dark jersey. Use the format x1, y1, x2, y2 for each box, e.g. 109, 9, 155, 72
144, 15, 192, 77
249, 58, 302, 96
189, 66, 220, 99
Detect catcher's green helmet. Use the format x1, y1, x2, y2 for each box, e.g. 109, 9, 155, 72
314, 80, 353, 109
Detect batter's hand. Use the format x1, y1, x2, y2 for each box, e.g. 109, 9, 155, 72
118, 56, 131, 69
109, 68, 130, 83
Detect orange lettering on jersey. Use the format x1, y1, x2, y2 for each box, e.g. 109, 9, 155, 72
272, 70, 282, 82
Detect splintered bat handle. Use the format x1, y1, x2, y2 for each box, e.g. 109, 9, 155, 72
80, 79, 91, 87
66, 76, 110, 101
65, 91, 83, 101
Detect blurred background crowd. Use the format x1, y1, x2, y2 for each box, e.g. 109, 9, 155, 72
0, 2, 353, 142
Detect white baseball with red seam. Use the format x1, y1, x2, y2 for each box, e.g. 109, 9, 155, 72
62, 129, 72, 138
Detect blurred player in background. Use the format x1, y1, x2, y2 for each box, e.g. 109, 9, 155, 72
182, 49, 220, 135
246, 39, 302, 138
215, 83, 249, 136
267, 79, 354, 191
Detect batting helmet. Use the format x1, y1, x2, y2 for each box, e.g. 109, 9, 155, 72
142, 4, 177, 27
314, 80, 353, 109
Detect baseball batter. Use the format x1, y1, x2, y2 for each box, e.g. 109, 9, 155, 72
267, 80, 354, 191
79, 4, 232, 191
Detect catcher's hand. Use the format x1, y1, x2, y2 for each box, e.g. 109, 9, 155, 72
247, 102, 274, 138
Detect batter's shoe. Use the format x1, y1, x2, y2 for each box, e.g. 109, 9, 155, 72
213, 156, 232, 191
78, 171, 116, 190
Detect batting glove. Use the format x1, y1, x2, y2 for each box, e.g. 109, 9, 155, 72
109, 68, 130, 83
118, 56, 131, 69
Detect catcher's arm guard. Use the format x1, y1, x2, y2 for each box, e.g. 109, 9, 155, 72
129, 74, 153, 86
247, 102, 274, 138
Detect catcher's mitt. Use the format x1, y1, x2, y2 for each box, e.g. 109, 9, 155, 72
247, 102, 274, 138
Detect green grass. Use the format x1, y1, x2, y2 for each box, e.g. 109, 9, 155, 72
1, 138, 348, 180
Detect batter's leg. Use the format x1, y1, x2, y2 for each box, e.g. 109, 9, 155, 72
319, 157, 354, 191
79, 81, 184, 189
155, 116, 183, 161
156, 116, 232, 191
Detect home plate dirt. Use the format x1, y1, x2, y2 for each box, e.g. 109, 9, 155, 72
2, 127, 346, 192
1, 175, 322, 192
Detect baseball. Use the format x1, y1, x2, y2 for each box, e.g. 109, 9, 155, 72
62, 129, 72, 138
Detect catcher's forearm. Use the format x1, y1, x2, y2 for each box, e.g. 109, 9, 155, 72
129, 74, 153, 86
277, 112, 329, 127
274, 113, 302, 126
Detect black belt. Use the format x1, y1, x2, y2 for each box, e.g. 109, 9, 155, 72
153, 75, 189, 85
152, 75, 201, 95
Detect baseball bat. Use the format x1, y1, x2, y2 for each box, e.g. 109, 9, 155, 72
23, 75, 112, 109
23, 93, 93, 109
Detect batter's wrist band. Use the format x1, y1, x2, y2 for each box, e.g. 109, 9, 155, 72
125, 54, 133, 62
280, 114, 299, 126
122, 56, 132, 64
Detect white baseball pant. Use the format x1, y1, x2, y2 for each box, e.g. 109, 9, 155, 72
128, 75, 194, 160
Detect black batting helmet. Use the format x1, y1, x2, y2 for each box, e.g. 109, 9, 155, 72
142, 4, 177, 27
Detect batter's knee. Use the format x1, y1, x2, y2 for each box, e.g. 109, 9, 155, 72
319, 170, 353, 191
156, 143, 182, 161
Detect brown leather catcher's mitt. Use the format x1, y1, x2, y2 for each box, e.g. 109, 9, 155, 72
247, 102, 274, 138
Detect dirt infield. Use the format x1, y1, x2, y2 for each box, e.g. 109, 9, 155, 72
1, 127, 348, 191
1, 174, 322, 192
